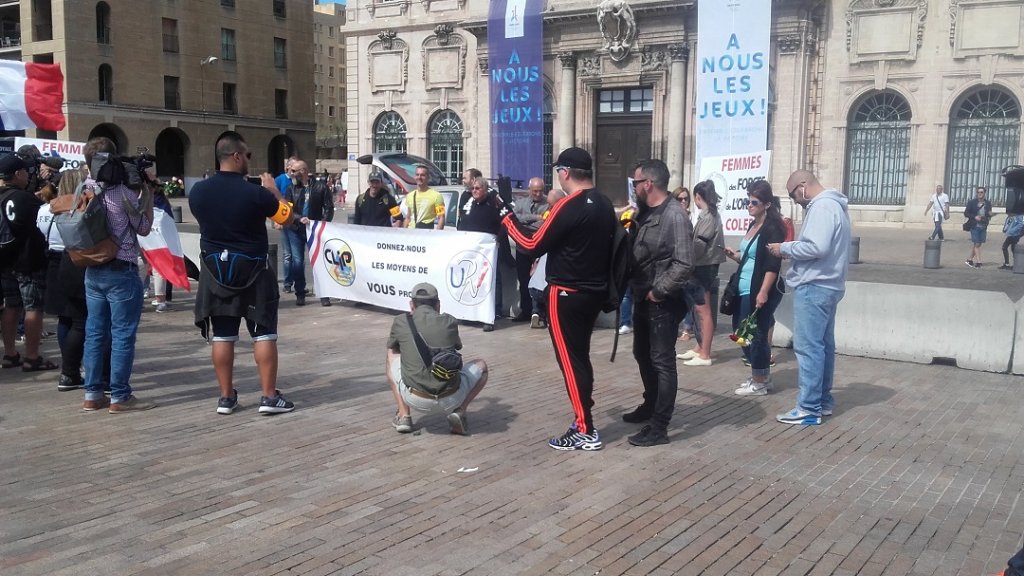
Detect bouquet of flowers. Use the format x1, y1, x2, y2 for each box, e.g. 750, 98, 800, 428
162, 177, 184, 197
729, 311, 758, 347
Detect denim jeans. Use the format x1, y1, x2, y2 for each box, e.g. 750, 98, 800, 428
792, 284, 844, 415
619, 290, 634, 328
632, 297, 687, 431
83, 264, 144, 403
929, 220, 944, 241
732, 289, 783, 377
281, 226, 307, 294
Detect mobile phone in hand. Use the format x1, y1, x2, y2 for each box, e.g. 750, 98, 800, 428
247, 176, 262, 185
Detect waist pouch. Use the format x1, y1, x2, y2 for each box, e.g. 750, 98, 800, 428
202, 250, 268, 290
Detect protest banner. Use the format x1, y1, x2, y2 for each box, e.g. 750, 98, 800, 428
14, 137, 86, 171
699, 150, 772, 236
488, 0, 544, 184
695, 0, 771, 172
308, 222, 497, 323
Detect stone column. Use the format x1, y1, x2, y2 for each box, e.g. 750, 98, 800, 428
557, 52, 577, 151
666, 43, 690, 190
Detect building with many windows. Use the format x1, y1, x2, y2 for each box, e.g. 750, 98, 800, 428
15, 0, 315, 181
314, 0, 347, 174
342, 0, 1024, 224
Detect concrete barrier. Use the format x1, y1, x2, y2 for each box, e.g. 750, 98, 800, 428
773, 281, 1016, 373
1013, 298, 1024, 375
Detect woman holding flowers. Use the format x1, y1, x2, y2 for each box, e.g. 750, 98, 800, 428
724, 180, 786, 396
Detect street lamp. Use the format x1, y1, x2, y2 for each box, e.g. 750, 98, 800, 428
200, 56, 218, 116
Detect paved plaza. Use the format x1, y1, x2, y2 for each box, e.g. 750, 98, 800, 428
2, 270, 1022, 575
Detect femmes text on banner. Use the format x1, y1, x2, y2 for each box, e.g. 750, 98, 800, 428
488, 0, 544, 185
699, 150, 772, 236
307, 221, 498, 323
695, 0, 771, 170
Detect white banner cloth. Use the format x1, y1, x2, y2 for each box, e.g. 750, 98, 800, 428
699, 150, 772, 236
307, 221, 497, 322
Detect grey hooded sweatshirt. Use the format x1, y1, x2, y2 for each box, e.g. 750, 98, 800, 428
781, 189, 851, 293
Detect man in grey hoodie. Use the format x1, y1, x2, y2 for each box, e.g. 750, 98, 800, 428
767, 170, 851, 426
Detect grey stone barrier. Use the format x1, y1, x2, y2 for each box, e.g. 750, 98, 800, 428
923, 239, 941, 269
773, 281, 1017, 374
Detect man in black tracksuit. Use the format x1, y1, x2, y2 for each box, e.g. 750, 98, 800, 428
502, 147, 617, 451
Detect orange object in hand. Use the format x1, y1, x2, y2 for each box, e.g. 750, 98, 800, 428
270, 201, 293, 225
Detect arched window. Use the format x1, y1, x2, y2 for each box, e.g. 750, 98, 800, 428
946, 87, 1021, 206
98, 64, 112, 103
96, 2, 111, 44
373, 111, 407, 154
428, 110, 464, 183
844, 91, 912, 205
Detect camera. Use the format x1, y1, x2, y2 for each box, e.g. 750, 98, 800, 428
90, 148, 157, 189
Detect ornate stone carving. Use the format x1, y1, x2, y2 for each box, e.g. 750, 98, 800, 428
578, 55, 601, 77
597, 0, 637, 62
558, 52, 577, 69
778, 35, 802, 54
422, 26, 467, 89
846, 0, 927, 62
420, 0, 467, 9
377, 30, 398, 51
433, 24, 454, 46
641, 48, 667, 72
667, 43, 690, 62
368, 31, 409, 93
478, 57, 488, 75
367, 0, 410, 17
846, 0, 928, 52
948, 0, 959, 47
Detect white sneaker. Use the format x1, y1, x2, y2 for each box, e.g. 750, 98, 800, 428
677, 349, 699, 360
734, 379, 770, 396
156, 302, 170, 313
683, 356, 713, 367
617, 325, 633, 335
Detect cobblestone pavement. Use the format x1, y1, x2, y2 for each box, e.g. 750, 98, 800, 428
2, 293, 1022, 575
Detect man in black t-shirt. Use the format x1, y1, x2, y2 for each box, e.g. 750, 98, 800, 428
189, 131, 296, 416
457, 176, 505, 332
353, 172, 402, 227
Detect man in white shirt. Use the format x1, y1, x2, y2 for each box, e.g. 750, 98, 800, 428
925, 184, 950, 241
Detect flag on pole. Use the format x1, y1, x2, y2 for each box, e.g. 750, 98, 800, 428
0, 60, 66, 132
138, 210, 191, 291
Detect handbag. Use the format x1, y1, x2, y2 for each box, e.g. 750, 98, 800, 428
720, 236, 756, 316
962, 219, 974, 232
405, 314, 463, 394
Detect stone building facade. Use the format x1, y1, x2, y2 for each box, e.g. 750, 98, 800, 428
314, 1, 347, 174
18, 0, 315, 181
343, 0, 1024, 223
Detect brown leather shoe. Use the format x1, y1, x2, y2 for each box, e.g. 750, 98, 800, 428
108, 395, 157, 414
81, 397, 111, 412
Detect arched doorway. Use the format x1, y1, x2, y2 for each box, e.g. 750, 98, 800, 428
844, 91, 912, 205
87, 122, 128, 155
946, 86, 1021, 206
267, 134, 295, 176
155, 127, 189, 178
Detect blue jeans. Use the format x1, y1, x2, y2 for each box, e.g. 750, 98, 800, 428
929, 219, 944, 240
619, 290, 634, 328
792, 284, 844, 415
83, 264, 144, 403
281, 226, 307, 294
733, 289, 782, 377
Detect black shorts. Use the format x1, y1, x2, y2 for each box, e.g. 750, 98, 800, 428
209, 315, 277, 343
692, 264, 720, 294
1, 268, 45, 310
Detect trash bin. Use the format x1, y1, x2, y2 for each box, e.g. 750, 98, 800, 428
849, 236, 861, 264
923, 239, 941, 269
1014, 244, 1024, 274
172, 205, 183, 223
268, 243, 279, 279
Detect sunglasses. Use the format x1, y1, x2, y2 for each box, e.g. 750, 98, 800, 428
633, 178, 649, 186
679, 196, 690, 202
554, 165, 567, 173
748, 199, 763, 207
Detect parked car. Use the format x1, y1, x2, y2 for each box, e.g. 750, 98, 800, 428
356, 153, 463, 227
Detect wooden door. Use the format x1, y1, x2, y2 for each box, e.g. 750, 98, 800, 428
595, 120, 652, 205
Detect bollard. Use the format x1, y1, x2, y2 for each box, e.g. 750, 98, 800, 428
1014, 244, 1024, 274
923, 239, 942, 269
268, 243, 279, 279
849, 236, 861, 264
172, 205, 183, 223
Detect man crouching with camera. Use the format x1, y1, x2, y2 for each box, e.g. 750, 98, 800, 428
385, 282, 488, 435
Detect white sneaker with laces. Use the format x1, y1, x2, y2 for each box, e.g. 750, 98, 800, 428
617, 325, 633, 335
734, 379, 770, 396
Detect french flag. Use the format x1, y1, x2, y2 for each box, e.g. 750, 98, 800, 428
138, 210, 191, 291
0, 60, 65, 132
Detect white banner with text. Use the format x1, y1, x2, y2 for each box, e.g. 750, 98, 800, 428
699, 150, 772, 236
307, 221, 497, 322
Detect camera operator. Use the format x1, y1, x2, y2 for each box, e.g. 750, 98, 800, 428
79, 136, 156, 413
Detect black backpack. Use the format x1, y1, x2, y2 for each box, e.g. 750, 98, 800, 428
0, 187, 25, 266
604, 221, 635, 362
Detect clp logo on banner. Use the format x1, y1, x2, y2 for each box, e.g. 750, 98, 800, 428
322, 238, 356, 286
446, 250, 493, 306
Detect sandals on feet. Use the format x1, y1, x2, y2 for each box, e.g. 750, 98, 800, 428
2, 353, 21, 368
22, 356, 58, 372
679, 330, 693, 341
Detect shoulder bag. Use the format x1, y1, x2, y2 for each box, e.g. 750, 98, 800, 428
719, 236, 756, 316
405, 313, 463, 393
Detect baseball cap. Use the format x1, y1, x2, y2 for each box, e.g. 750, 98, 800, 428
410, 282, 439, 301
0, 154, 28, 179
554, 147, 593, 171
368, 170, 383, 182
